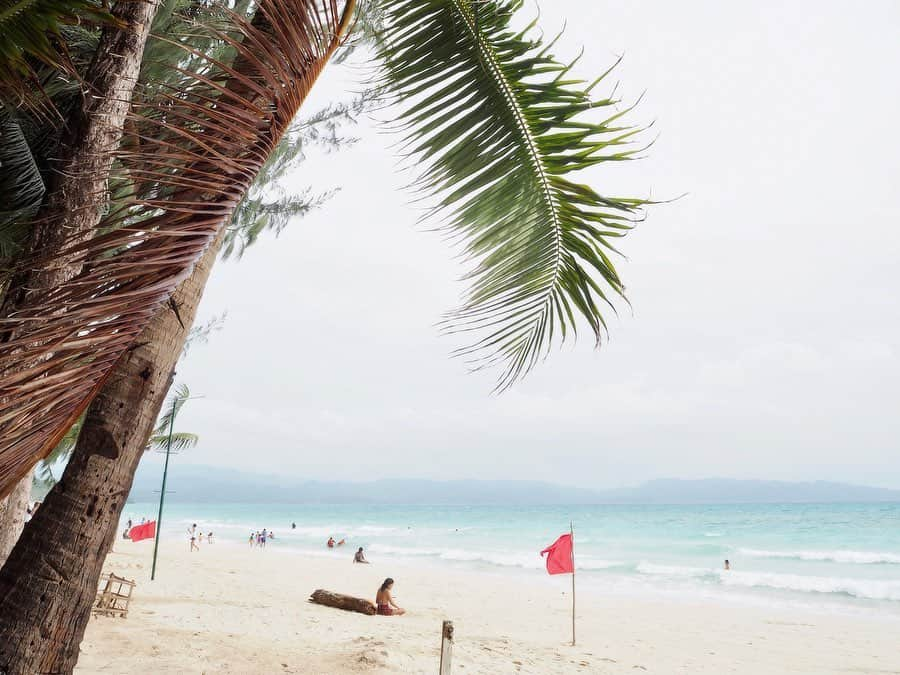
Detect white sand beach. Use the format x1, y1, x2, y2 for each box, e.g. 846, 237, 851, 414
75, 539, 900, 674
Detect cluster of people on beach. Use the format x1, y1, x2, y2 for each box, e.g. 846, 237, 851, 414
249, 528, 274, 548
121, 516, 157, 539
188, 523, 213, 551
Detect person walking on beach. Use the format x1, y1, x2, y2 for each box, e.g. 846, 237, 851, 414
190, 533, 199, 552
375, 578, 405, 616
354, 547, 369, 564
249, 532, 255, 548
208, 532, 213, 543
724, 559, 730, 571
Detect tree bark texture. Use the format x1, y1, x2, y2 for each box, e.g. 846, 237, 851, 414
0, 475, 30, 564
0, 233, 221, 674
310, 589, 377, 616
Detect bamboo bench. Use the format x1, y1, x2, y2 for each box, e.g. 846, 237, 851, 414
92, 573, 136, 618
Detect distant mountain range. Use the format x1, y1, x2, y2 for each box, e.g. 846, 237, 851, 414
127, 463, 900, 505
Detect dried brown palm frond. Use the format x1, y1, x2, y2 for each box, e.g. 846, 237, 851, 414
0, 0, 357, 499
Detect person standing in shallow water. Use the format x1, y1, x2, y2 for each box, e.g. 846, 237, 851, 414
375, 578, 405, 616
724, 559, 730, 570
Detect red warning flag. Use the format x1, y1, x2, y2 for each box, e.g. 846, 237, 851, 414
129, 521, 156, 542
540, 533, 574, 575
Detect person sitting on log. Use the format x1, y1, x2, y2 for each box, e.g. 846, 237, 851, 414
375, 578, 405, 616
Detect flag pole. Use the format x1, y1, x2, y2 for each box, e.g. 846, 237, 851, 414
150, 394, 177, 581
570, 520, 576, 646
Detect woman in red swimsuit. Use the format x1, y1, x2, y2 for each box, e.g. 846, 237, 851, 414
375, 578, 405, 616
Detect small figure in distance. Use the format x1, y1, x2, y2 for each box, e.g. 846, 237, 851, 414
198, 532, 204, 544
190, 532, 199, 552
207, 532, 213, 543
249, 532, 255, 548
354, 547, 369, 564
375, 578, 405, 616
292, 522, 296, 529
327, 536, 335, 548
337, 538, 346, 546
724, 559, 730, 571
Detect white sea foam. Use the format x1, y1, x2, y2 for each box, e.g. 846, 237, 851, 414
720, 570, 900, 602
739, 548, 900, 565
635, 559, 900, 602
367, 544, 622, 572
636, 562, 711, 578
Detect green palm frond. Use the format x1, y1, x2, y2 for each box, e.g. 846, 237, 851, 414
0, 110, 44, 259
153, 383, 192, 437
378, 0, 651, 390
32, 411, 84, 490
0, 0, 111, 108
148, 431, 199, 453
150, 383, 199, 452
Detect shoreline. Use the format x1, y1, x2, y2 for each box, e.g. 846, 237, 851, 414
134, 530, 900, 623
76, 540, 900, 674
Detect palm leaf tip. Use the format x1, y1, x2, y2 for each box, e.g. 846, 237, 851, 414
377, 0, 652, 390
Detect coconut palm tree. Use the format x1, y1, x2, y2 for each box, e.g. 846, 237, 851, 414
0, 1, 651, 670
0, 0, 361, 554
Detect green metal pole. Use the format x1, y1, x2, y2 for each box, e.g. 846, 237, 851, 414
150, 397, 177, 581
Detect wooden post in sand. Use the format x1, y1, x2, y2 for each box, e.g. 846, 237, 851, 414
439, 620, 454, 674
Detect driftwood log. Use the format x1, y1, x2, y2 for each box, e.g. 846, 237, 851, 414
309, 589, 376, 615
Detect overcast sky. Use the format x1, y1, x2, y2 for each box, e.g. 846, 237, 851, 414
157, 1, 900, 489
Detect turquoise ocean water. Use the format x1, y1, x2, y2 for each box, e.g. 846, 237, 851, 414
124, 502, 900, 618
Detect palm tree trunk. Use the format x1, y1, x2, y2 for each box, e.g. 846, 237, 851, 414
0, 232, 222, 674
0, 473, 30, 564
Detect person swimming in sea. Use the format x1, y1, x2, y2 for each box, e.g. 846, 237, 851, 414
375, 578, 405, 616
